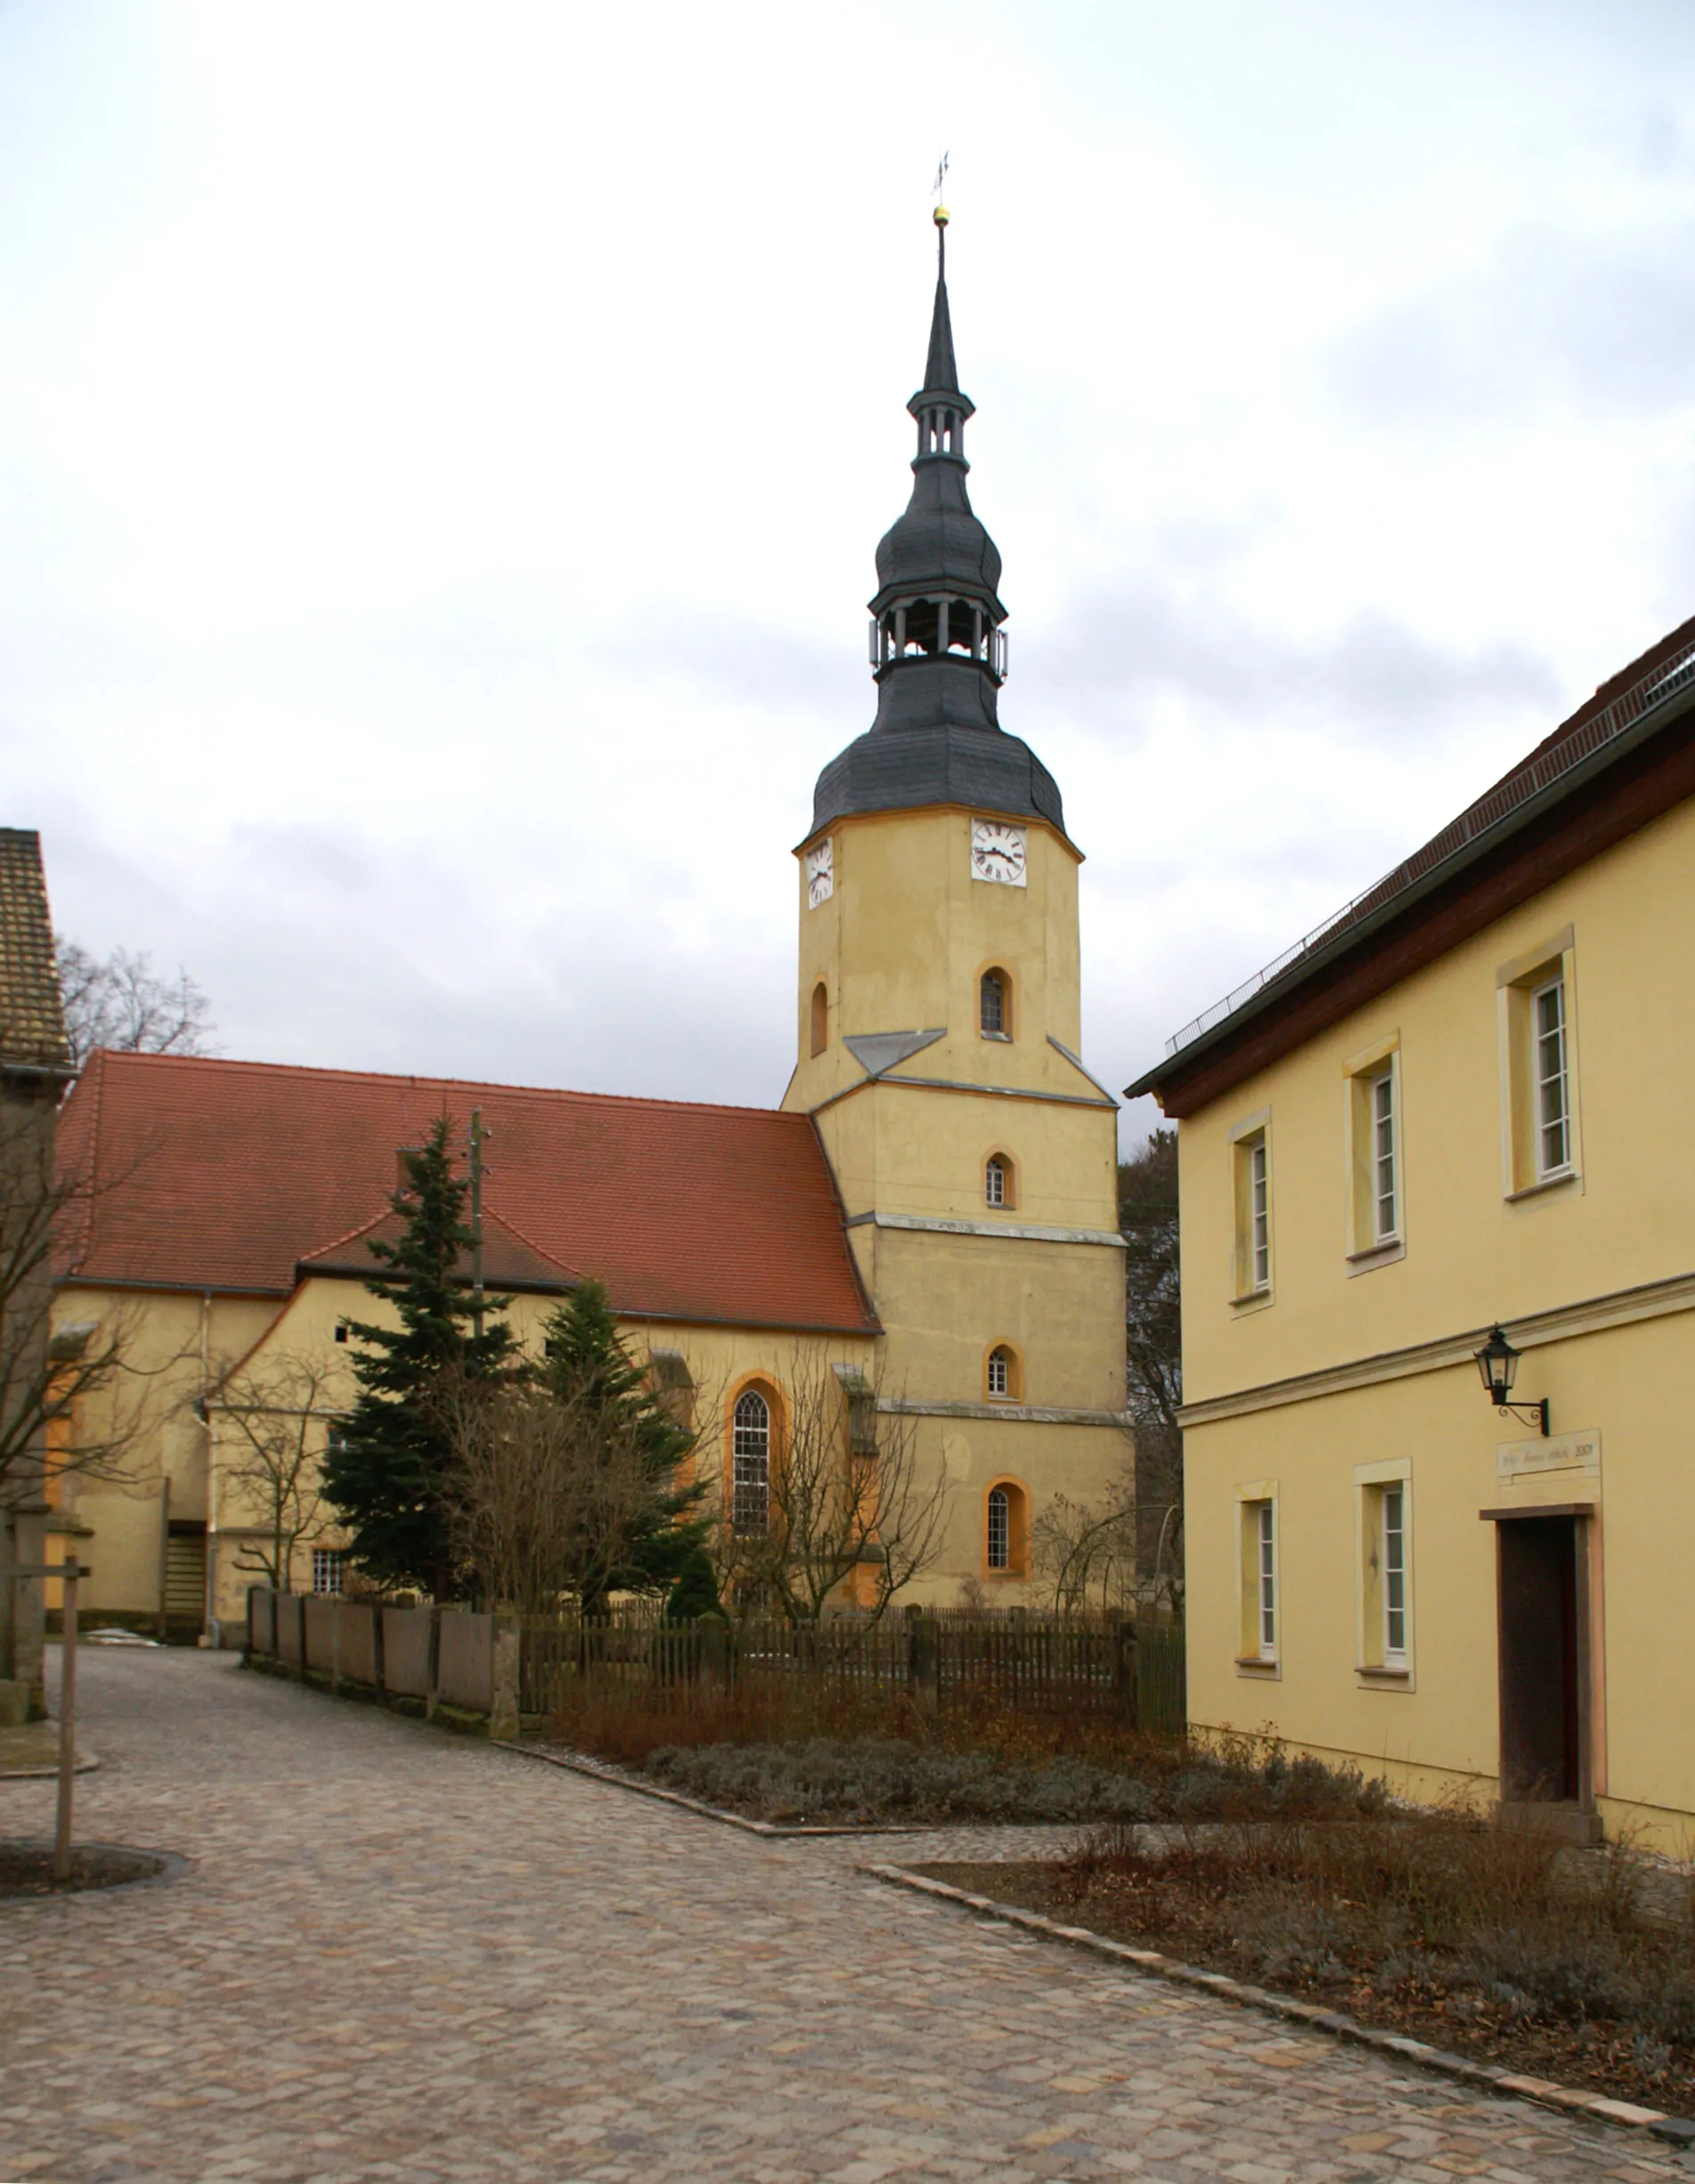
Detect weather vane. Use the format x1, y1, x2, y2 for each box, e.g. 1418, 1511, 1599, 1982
932, 151, 949, 227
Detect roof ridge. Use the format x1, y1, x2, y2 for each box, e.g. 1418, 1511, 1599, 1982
87, 1047, 801, 1122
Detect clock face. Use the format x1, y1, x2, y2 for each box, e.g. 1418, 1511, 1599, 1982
971, 819, 1028, 887
804, 837, 834, 908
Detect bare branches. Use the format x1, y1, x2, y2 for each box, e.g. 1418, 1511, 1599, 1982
1033, 1470, 1138, 1617
211, 1350, 343, 1592
438, 1373, 668, 1615
0, 1106, 159, 1507
56, 940, 215, 1072
718, 1349, 952, 1624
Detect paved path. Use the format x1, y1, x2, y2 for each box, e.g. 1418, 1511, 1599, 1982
1, 1652, 1689, 2184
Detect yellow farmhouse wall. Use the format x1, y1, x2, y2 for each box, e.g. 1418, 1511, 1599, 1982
1178, 791, 1695, 1848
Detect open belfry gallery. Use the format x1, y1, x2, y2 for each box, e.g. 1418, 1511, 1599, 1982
29, 216, 1129, 1649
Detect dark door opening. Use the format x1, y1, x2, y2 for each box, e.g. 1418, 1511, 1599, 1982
162, 1521, 207, 1646
1496, 1513, 1583, 1805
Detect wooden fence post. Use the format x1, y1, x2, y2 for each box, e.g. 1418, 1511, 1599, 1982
371, 1599, 386, 1699
425, 1604, 443, 1722
490, 1613, 519, 1742
697, 1611, 728, 1692
1112, 1614, 1138, 1726
909, 1614, 940, 1716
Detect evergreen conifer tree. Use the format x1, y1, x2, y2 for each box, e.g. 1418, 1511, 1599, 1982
322, 1117, 515, 1596
664, 1544, 722, 1623
536, 1279, 709, 1613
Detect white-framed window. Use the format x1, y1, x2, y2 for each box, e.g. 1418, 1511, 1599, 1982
1236, 1487, 1278, 1667
1497, 932, 1580, 1198
980, 968, 1011, 1039
1354, 1459, 1413, 1681
1370, 1069, 1397, 1242
1381, 1483, 1406, 1666
987, 1486, 1010, 1570
311, 1549, 345, 1597
1256, 1501, 1276, 1658
985, 1155, 1008, 1208
986, 1347, 1012, 1398
732, 1389, 771, 1535
1533, 973, 1570, 1178
1250, 1140, 1270, 1288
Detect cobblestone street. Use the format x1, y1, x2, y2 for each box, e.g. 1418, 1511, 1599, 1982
1, 1650, 1690, 2184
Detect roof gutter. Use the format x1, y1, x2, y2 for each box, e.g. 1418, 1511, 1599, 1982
1125, 669, 1695, 1103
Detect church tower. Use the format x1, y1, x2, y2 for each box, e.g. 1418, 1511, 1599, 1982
785, 210, 1128, 1595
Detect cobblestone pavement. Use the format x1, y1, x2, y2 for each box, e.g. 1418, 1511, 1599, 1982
2, 1652, 1690, 2184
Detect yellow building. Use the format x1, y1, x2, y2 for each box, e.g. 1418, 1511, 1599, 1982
50, 218, 1129, 1636
1129, 612, 1695, 1849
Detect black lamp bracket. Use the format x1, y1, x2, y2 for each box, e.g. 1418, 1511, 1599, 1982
1496, 1398, 1550, 1438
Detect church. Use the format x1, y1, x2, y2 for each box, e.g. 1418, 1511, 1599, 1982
49, 216, 1130, 1639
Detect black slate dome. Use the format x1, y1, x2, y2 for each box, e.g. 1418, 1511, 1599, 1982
811, 215, 1065, 842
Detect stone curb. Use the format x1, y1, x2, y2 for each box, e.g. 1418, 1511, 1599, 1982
501, 1741, 933, 1838
0, 1748, 99, 1781
863, 1862, 1695, 2154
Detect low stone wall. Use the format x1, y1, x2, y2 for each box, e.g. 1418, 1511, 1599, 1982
246, 1590, 517, 1739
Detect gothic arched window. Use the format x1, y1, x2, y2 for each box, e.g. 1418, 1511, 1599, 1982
985, 1479, 1028, 1576
732, 1389, 771, 1536
980, 969, 1010, 1039
811, 981, 828, 1057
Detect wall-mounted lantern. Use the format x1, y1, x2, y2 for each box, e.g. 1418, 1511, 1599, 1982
1474, 1324, 1549, 1437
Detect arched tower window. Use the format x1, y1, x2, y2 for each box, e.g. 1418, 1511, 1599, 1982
987, 1487, 1010, 1569
980, 968, 1011, 1039
985, 1344, 1021, 1402
732, 1390, 771, 1535
985, 1479, 1029, 1575
810, 981, 828, 1057
984, 1153, 1014, 1209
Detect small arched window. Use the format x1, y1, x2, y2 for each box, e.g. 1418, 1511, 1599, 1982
980, 969, 1010, 1039
810, 981, 828, 1057
732, 1389, 771, 1535
985, 1155, 1012, 1209
986, 1345, 1018, 1401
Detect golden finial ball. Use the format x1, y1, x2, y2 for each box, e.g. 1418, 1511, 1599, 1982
933, 204, 949, 226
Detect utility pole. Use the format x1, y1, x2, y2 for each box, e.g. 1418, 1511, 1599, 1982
468, 1109, 488, 1343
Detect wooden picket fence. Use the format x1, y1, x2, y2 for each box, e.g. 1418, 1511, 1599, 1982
520, 1612, 1186, 1738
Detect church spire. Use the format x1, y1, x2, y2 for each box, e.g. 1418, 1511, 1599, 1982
807, 208, 1066, 843
922, 210, 960, 396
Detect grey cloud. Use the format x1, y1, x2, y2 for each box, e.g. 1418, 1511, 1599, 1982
1018, 581, 1560, 743
1330, 220, 1695, 427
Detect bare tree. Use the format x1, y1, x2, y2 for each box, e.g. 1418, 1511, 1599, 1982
720, 1349, 952, 1624
1032, 1459, 1139, 1617
56, 941, 215, 1071
438, 1373, 673, 1615
1120, 1128, 1182, 1610
211, 1351, 343, 1592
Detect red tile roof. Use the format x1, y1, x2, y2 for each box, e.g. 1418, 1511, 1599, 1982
58, 1053, 878, 1333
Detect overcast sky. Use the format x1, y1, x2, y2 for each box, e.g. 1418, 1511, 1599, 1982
4, 2, 1694, 1147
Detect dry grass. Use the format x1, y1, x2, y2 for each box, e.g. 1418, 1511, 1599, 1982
925, 1809, 1695, 2107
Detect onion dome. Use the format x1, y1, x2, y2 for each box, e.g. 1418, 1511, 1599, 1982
811, 209, 1065, 839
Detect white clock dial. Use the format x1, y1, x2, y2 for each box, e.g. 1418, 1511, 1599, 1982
805, 837, 834, 908
970, 819, 1028, 887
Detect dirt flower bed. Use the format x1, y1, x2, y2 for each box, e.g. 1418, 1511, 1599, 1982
920, 1816, 1695, 2115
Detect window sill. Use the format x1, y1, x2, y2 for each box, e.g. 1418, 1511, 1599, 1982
1235, 1655, 1280, 1676
1346, 1238, 1405, 1276
981, 1030, 1012, 1043
1505, 1168, 1579, 1205
1230, 1287, 1274, 1315
1357, 1664, 1412, 1684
